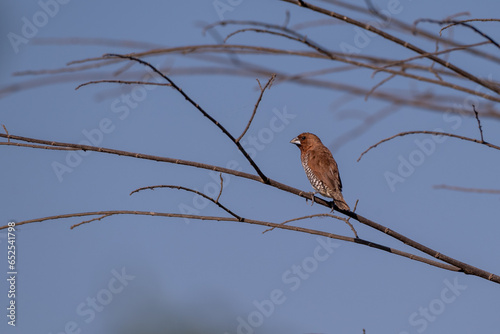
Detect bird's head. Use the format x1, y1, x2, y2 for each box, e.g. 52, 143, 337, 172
290, 132, 322, 151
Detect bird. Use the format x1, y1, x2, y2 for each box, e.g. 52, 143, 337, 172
290, 132, 350, 211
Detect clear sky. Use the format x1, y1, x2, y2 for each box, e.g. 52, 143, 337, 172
1, 1, 500, 333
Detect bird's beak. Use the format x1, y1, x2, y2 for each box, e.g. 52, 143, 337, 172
290, 137, 301, 145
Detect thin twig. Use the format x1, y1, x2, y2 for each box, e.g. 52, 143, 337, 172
263, 213, 358, 237
224, 27, 334, 61
0, 210, 459, 273
441, 18, 500, 35
9, 42, 500, 104
319, 0, 500, 63
4, 61, 500, 118
216, 174, 224, 203
236, 74, 275, 143
3, 132, 500, 283
130, 184, 241, 220
365, 74, 396, 101
293, 2, 500, 62
414, 19, 500, 48
443, 12, 471, 21
220, 28, 500, 103
2, 10, 500, 279
358, 130, 500, 162
71, 214, 112, 229
379, 41, 491, 71
75, 80, 171, 90
204, 19, 298, 36
11, 35, 500, 80
346, 199, 360, 226
0, 132, 286, 192
281, 0, 500, 94
2, 124, 9, 142
103, 53, 270, 184
0, 142, 77, 150
433, 184, 500, 194
472, 105, 484, 142
414, 18, 500, 50
205, 21, 452, 70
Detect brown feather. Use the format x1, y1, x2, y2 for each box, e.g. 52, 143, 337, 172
291, 132, 350, 211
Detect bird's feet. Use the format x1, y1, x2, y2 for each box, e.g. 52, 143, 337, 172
306, 191, 318, 206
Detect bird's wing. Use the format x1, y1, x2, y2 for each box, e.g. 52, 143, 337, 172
308, 147, 343, 192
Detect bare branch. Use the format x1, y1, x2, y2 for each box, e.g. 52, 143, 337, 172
346, 199, 360, 227
71, 214, 112, 229
0, 132, 270, 185
75, 80, 171, 90
472, 105, 485, 142
8, 42, 500, 104
379, 41, 491, 71
263, 213, 358, 237
365, 74, 396, 101
204, 19, 299, 37
223, 27, 335, 60
0, 210, 460, 273
219, 28, 500, 103
434, 184, 500, 194
4, 61, 500, 118
2, 124, 9, 142
0, 142, 77, 150
281, 0, 500, 94
2, 132, 500, 283
103, 53, 270, 184
236, 74, 275, 143
14, 59, 119, 76
222, 27, 500, 103
3, 1, 500, 287
216, 174, 224, 203
1, 211, 241, 230
415, 18, 500, 50
443, 11, 471, 21
319, 0, 500, 63
440, 18, 500, 36
130, 184, 241, 220
358, 130, 500, 162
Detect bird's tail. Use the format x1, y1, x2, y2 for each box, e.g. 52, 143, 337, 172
333, 195, 350, 211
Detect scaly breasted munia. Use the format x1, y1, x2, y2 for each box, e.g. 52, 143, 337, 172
290, 132, 350, 211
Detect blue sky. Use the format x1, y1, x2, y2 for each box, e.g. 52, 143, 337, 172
1, 1, 500, 333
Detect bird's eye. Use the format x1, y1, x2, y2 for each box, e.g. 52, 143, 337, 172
301, 136, 306, 140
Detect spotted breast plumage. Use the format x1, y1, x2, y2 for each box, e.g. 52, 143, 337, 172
290, 132, 350, 211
